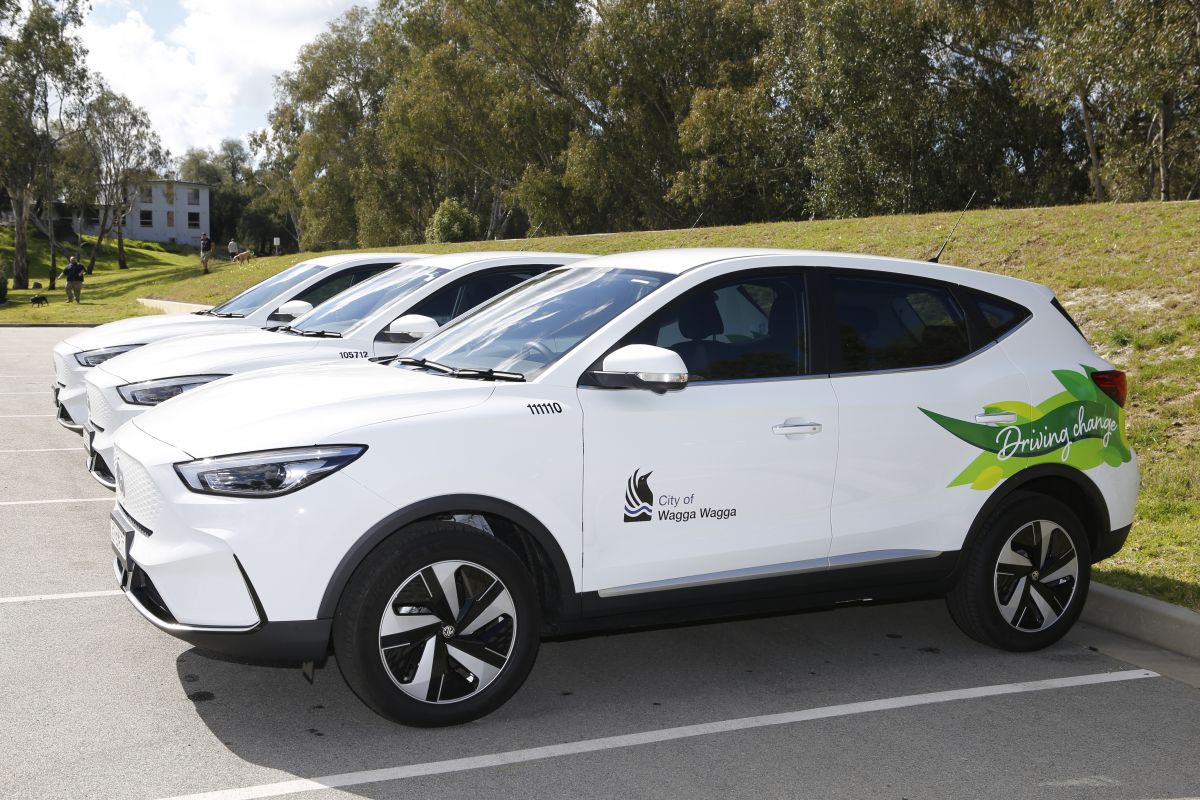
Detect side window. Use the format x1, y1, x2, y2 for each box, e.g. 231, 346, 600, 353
830, 275, 970, 373
291, 264, 394, 308
969, 290, 1031, 340
409, 268, 541, 326
623, 273, 807, 382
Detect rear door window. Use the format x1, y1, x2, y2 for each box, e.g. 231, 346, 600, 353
291, 263, 397, 308
829, 275, 970, 373
408, 267, 545, 325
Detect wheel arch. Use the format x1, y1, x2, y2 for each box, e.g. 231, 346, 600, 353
961, 464, 1111, 566
318, 494, 580, 623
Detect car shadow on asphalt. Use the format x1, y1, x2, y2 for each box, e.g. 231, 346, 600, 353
173, 598, 1118, 794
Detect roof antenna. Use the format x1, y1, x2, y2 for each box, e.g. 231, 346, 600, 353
929, 190, 976, 263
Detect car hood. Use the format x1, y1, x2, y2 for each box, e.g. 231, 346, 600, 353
97, 329, 322, 382
64, 314, 252, 352
133, 362, 496, 458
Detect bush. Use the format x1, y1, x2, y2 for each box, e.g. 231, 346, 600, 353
425, 198, 480, 244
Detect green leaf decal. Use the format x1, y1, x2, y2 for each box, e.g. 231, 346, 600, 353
1053, 368, 1098, 402
925, 366, 1130, 490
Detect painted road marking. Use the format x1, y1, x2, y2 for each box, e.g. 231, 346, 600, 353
0, 414, 55, 418
0, 497, 111, 507
0, 448, 79, 453
0, 589, 123, 604
154, 669, 1157, 800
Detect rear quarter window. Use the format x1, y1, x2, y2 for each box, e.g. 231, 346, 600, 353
968, 290, 1032, 340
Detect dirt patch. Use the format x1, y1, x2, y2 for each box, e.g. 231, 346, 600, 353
1060, 287, 1198, 314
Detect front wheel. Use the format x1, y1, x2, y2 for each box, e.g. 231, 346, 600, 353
947, 493, 1091, 651
333, 520, 542, 726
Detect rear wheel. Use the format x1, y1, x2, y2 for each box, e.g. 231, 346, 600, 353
947, 494, 1091, 651
333, 520, 541, 726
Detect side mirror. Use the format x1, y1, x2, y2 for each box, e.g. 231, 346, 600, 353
383, 314, 439, 344
268, 299, 313, 323
585, 344, 688, 394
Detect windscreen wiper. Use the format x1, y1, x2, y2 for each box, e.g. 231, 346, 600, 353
209, 312, 245, 318
394, 357, 524, 382
450, 368, 526, 382
295, 329, 342, 338
394, 357, 456, 375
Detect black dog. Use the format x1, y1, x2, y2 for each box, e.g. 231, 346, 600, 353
30, 295, 49, 307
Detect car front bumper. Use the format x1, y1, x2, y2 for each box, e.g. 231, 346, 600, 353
110, 421, 395, 661
52, 343, 87, 433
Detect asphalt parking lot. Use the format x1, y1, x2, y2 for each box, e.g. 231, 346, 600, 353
2, 325, 1199, 800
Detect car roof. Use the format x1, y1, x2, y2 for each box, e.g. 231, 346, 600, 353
556, 247, 1051, 301
300, 252, 432, 268
401, 251, 592, 270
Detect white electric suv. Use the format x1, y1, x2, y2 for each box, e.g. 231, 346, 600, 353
51, 252, 427, 432
108, 248, 1138, 726
81, 252, 589, 487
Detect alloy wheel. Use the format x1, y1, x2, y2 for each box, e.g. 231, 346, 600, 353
377, 560, 517, 704
993, 519, 1079, 632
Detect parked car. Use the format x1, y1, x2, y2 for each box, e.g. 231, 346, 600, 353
108, 248, 1137, 726
82, 252, 589, 487
51, 252, 428, 433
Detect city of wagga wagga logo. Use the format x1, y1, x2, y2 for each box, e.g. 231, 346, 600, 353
623, 469, 737, 523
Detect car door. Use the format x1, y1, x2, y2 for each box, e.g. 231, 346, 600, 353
578, 269, 838, 600
821, 270, 1030, 564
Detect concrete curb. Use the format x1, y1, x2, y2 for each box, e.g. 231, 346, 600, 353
0, 323, 96, 328
137, 298, 212, 314
1084, 582, 1200, 660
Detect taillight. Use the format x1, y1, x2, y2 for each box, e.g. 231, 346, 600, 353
1092, 370, 1127, 407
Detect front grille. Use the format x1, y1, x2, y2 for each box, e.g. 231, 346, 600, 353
86, 383, 114, 430
128, 562, 176, 624
115, 448, 163, 530
90, 452, 116, 487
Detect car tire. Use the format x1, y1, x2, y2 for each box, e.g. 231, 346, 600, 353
332, 519, 542, 726
947, 493, 1091, 652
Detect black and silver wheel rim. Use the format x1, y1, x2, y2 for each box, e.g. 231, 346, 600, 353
993, 519, 1079, 632
378, 560, 517, 704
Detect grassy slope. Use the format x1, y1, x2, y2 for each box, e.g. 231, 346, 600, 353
0, 230, 197, 323
2, 202, 1197, 608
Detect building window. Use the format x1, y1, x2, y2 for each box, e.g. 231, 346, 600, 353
166, 211, 175, 228
140, 209, 153, 227
140, 186, 153, 203
187, 212, 200, 229
187, 188, 201, 205
86, 207, 101, 226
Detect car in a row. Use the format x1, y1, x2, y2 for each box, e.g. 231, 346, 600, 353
54, 247, 1139, 728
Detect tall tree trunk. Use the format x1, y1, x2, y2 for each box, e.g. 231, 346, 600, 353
45, 198, 58, 291
10, 189, 30, 290
88, 207, 111, 274
116, 216, 128, 269
1158, 92, 1173, 201
1078, 91, 1105, 202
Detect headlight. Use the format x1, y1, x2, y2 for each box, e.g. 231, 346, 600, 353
74, 344, 144, 367
174, 445, 367, 498
117, 375, 228, 406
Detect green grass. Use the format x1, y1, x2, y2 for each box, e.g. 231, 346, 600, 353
2, 201, 1198, 609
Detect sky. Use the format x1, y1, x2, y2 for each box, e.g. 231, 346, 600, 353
80, 0, 374, 159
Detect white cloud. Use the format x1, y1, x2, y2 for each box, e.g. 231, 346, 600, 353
80, 0, 371, 158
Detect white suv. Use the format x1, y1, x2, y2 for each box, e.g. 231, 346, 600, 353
108, 249, 1138, 726
81, 252, 588, 488
51, 252, 427, 432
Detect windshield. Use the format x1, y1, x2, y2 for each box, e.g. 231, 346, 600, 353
209, 262, 325, 317
291, 264, 450, 334
398, 267, 670, 377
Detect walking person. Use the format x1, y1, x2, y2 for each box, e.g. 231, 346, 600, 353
62, 256, 85, 303
199, 233, 214, 274
228, 237, 239, 262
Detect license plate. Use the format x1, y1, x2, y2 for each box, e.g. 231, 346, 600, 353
110, 517, 131, 576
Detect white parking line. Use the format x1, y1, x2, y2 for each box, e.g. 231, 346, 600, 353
0, 375, 53, 378
0, 589, 122, 604
0, 414, 55, 418
154, 669, 1156, 800
0, 391, 50, 395
0, 497, 111, 507
0, 448, 79, 453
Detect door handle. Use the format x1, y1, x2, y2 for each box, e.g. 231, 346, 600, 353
975, 411, 1018, 425
773, 422, 822, 436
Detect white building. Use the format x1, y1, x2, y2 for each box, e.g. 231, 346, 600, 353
76, 180, 211, 247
